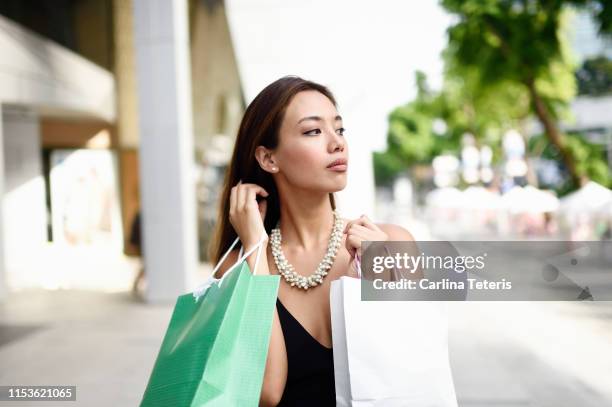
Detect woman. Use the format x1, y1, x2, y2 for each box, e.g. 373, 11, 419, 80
209, 76, 414, 406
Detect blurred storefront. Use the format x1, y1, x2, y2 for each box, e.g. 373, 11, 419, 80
0, 0, 244, 302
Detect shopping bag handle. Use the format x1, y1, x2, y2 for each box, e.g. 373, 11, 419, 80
193, 230, 267, 301
354, 252, 362, 278
234, 232, 266, 277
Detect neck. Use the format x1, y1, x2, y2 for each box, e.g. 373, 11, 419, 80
276, 189, 337, 251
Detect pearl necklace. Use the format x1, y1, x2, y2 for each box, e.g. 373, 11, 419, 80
271, 209, 344, 290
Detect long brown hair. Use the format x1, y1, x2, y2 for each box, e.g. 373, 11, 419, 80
208, 76, 338, 264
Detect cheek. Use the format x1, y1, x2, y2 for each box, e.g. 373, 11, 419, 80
280, 143, 324, 180
286, 146, 320, 166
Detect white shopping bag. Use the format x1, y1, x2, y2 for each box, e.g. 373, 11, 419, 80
331, 276, 458, 407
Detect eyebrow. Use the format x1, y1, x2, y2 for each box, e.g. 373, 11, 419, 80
297, 115, 342, 125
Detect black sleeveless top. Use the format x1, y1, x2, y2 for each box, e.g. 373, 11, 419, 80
275, 299, 336, 406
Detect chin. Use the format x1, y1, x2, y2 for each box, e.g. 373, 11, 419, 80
329, 179, 348, 192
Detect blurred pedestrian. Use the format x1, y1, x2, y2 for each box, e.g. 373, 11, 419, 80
130, 210, 145, 297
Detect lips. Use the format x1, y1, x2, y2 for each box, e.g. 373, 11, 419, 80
327, 158, 348, 168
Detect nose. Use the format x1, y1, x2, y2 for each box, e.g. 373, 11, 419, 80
328, 128, 345, 153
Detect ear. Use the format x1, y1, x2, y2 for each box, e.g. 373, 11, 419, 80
255, 146, 279, 174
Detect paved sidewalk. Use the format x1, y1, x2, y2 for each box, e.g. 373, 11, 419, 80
1, 289, 611, 406
447, 301, 612, 406
0, 289, 173, 406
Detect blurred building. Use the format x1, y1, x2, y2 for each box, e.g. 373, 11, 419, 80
566, 9, 612, 158
0, 0, 243, 302
569, 12, 612, 175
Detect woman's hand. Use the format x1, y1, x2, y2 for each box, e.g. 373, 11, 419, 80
343, 215, 389, 275
229, 180, 269, 248
343, 215, 389, 258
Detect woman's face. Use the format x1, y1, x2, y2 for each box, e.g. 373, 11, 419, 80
273, 90, 348, 193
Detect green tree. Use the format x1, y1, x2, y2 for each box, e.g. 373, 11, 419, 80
374, 66, 520, 185
384, 73, 461, 166
528, 132, 612, 191
377, 61, 524, 175
441, 0, 612, 187
576, 56, 612, 96
374, 72, 454, 185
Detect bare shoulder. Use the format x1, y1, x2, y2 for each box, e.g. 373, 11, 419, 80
212, 249, 242, 279
376, 223, 416, 241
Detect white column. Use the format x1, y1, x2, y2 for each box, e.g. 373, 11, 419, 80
0, 105, 7, 301
2, 106, 46, 293
133, 0, 198, 303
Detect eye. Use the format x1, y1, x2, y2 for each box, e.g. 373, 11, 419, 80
304, 128, 321, 136
336, 127, 346, 136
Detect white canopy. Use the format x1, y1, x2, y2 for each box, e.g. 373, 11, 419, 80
560, 181, 612, 214
425, 187, 464, 209
461, 186, 501, 210
501, 186, 560, 213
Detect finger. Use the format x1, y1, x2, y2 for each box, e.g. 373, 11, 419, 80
346, 234, 363, 257
347, 215, 378, 233
240, 183, 269, 199
246, 187, 258, 209
346, 223, 370, 237
251, 184, 269, 198
258, 198, 267, 218
231, 180, 242, 213
344, 219, 367, 234
345, 233, 359, 255
351, 235, 366, 257
347, 230, 370, 254
236, 184, 246, 210
359, 215, 379, 230
344, 230, 353, 255
245, 184, 269, 207
230, 186, 237, 216
343, 217, 360, 234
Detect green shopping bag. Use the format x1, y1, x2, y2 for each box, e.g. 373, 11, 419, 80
140, 232, 280, 406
